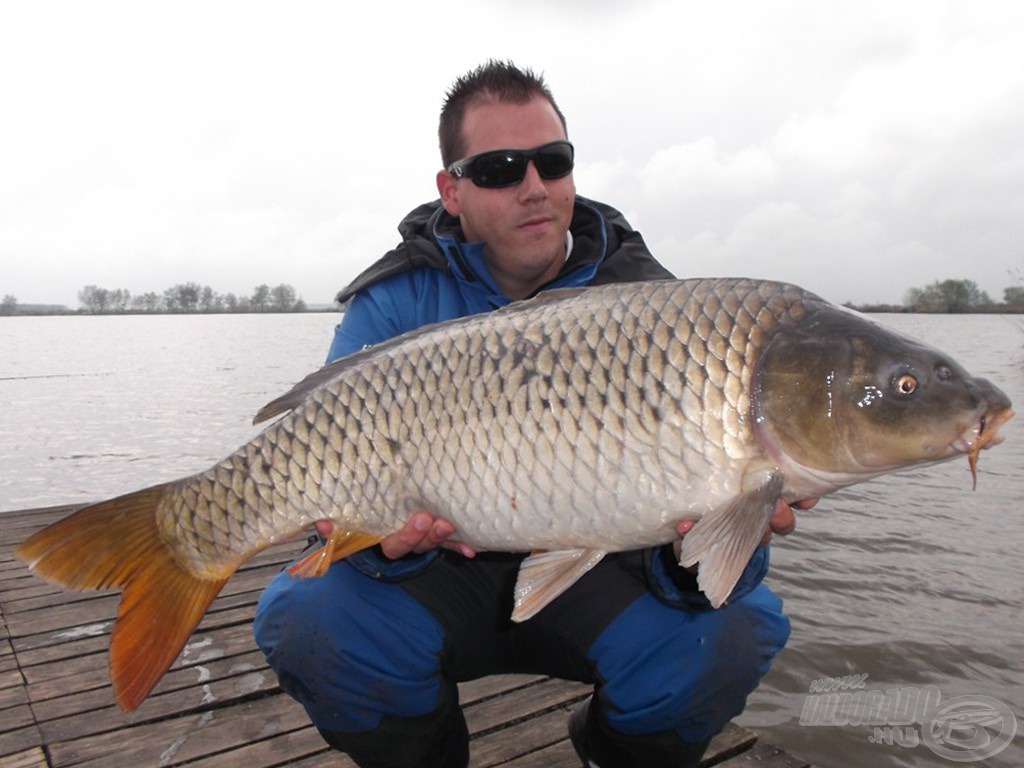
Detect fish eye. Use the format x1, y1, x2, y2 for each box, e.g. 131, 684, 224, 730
893, 373, 918, 396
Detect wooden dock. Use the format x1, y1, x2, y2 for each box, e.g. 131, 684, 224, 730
1, 505, 812, 767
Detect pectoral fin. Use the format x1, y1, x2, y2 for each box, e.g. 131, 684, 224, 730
512, 549, 608, 622
288, 529, 383, 578
678, 473, 783, 608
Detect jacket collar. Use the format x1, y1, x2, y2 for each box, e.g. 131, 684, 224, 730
335, 196, 615, 305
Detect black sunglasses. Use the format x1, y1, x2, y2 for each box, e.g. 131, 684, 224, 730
447, 141, 575, 188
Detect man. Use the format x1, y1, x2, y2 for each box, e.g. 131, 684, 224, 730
255, 61, 807, 768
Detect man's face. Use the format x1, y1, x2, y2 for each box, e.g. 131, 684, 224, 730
437, 96, 576, 300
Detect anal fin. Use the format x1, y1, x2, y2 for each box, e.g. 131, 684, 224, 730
512, 548, 607, 622
288, 529, 383, 578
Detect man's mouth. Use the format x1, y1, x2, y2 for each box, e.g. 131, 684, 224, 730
520, 216, 552, 232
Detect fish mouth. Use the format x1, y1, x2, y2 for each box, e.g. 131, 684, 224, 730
955, 407, 1015, 489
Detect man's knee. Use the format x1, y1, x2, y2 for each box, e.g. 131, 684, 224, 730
588, 585, 789, 742
705, 583, 791, 682
254, 562, 446, 733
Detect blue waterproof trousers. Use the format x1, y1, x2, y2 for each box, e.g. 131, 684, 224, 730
254, 550, 789, 767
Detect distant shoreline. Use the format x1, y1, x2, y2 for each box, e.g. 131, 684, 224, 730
0, 305, 339, 317
6, 276, 1022, 316
845, 304, 1023, 315
3, 304, 1022, 317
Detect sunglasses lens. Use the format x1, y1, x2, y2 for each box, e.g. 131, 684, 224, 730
534, 144, 574, 179
458, 142, 575, 188
470, 152, 527, 187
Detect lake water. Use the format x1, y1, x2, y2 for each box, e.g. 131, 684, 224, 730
1, 311, 1021, 767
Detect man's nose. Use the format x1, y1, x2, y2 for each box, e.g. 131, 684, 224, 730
517, 160, 549, 200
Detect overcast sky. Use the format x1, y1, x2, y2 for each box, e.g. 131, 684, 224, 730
2, 0, 1022, 309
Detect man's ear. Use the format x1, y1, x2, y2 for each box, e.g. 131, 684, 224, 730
437, 170, 461, 216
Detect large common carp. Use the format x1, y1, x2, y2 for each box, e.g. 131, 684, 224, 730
17, 278, 1012, 711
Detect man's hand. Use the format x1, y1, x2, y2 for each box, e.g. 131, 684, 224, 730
314, 514, 477, 560
672, 497, 817, 562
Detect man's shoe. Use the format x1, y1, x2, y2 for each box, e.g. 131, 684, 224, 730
568, 695, 598, 767
567, 694, 712, 768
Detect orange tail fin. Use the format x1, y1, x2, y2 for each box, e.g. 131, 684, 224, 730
15, 484, 233, 711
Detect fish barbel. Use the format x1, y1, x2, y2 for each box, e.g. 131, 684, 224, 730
17, 277, 1013, 710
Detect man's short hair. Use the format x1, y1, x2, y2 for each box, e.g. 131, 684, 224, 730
439, 60, 568, 167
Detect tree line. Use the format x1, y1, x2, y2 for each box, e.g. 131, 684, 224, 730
75, 282, 308, 314
4, 277, 1022, 317
844, 278, 1023, 314
69, 283, 305, 315
902, 279, 1022, 313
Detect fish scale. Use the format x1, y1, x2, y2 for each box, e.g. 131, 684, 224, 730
16, 277, 1012, 711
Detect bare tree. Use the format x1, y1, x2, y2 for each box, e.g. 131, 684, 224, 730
79, 285, 110, 313
251, 284, 271, 312
904, 279, 992, 313
270, 284, 298, 312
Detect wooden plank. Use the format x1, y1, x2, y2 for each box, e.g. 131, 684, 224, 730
460, 674, 549, 706
0, 580, 64, 603
34, 650, 275, 742
466, 677, 590, 735
46, 693, 312, 767
34, 674, 578, 762
0, 587, 42, 763
11, 594, 259, 664
0, 669, 29, 705
253, 745, 357, 768
466, 678, 588, 766
0, 726, 46, 762
22, 618, 260, 691
0, 506, 73, 535
0, 697, 36, 733
0, 641, 18, 686
472, 707, 576, 767
0, 747, 49, 768
180, 725, 344, 767
497, 737, 580, 767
